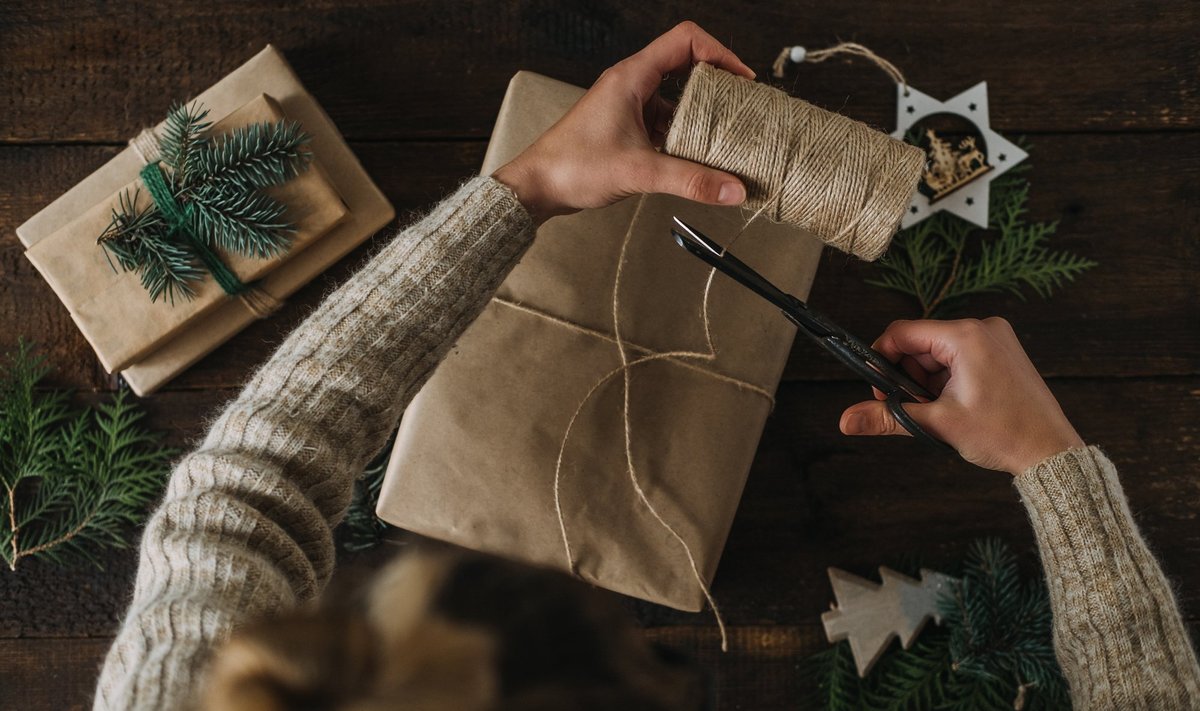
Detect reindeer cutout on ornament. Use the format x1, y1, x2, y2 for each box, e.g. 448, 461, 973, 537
922, 128, 992, 202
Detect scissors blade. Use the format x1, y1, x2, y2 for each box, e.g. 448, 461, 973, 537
670, 215, 949, 451
671, 216, 935, 404
671, 217, 801, 315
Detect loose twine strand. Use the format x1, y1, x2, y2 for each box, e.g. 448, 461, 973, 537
770, 41, 908, 92
495, 195, 776, 653
491, 58, 923, 653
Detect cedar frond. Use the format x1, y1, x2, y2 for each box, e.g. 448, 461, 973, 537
869, 143, 1094, 318
0, 341, 174, 570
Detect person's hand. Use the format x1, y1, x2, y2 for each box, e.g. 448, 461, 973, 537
492, 21, 754, 225
839, 317, 1085, 476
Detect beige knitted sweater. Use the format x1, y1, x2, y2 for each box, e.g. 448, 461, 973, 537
94, 177, 1200, 710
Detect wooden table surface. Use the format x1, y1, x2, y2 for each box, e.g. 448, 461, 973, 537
2, 2, 1197, 708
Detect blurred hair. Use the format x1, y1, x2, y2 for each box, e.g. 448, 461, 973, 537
203, 547, 710, 710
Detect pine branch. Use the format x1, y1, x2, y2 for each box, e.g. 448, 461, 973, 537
0, 341, 174, 570
863, 629, 952, 710
186, 119, 311, 192
939, 539, 1069, 709
187, 184, 293, 258
801, 641, 866, 711
98, 103, 313, 303
803, 540, 1069, 710
159, 102, 212, 184
98, 188, 206, 304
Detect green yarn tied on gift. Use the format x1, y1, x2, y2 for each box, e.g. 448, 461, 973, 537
137, 161, 249, 297
98, 102, 312, 304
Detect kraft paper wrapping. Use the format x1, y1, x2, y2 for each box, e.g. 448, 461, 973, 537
17, 45, 395, 395
377, 72, 823, 611
25, 94, 348, 374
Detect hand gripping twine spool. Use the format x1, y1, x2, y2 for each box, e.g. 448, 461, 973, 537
664, 62, 924, 261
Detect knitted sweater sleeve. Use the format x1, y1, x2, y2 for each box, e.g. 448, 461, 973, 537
1015, 445, 1200, 709
93, 177, 535, 711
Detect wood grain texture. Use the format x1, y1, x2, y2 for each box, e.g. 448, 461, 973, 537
2, 1, 1198, 143
7, 623, 1200, 711
2, 132, 1197, 393
2, 1, 1197, 708
3, 378, 1196, 639
3, 627, 816, 711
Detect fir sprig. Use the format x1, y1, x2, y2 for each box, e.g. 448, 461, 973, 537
802, 540, 1069, 711
868, 145, 1096, 318
98, 101, 312, 304
159, 102, 212, 184
99, 188, 206, 303
0, 341, 174, 570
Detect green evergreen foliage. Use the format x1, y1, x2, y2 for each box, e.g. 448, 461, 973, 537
868, 145, 1095, 318
338, 433, 394, 553
98, 101, 312, 303
801, 540, 1069, 710
0, 341, 175, 570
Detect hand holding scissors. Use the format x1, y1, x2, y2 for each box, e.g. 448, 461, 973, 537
671, 216, 954, 453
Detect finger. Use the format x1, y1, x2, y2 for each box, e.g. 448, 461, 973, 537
839, 400, 913, 437
644, 95, 676, 148
871, 319, 963, 368
626, 21, 755, 102
633, 153, 746, 205
898, 354, 931, 390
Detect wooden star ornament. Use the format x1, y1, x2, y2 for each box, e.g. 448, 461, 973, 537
821, 566, 956, 677
892, 82, 1027, 230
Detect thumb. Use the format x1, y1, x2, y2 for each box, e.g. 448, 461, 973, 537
840, 400, 921, 437
634, 153, 747, 206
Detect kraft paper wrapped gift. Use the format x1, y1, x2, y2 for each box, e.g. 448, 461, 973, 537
377, 71, 824, 611
16, 45, 395, 396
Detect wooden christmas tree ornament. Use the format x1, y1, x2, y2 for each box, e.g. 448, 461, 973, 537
821, 566, 955, 677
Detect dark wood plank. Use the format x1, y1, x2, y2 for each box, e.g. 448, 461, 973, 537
0, 637, 109, 711
8, 621, 1200, 711
4, 378, 1196, 637
3, 131, 1196, 392
2, 1, 1197, 143
1, 627, 819, 711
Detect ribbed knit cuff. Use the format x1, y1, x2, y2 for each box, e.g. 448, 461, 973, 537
1014, 446, 1200, 706
1014, 445, 1122, 549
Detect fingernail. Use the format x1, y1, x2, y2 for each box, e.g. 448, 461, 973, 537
843, 413, 864, 435
718, 182, 746, 205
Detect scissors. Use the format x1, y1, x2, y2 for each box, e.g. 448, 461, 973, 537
671, 216, 953, 452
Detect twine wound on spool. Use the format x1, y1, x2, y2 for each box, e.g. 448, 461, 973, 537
665, 62, 924, 262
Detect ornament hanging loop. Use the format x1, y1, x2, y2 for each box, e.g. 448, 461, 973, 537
771, 41, 909, 94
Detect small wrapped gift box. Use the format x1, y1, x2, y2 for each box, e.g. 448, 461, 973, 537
376, 72, 824, 611
17, 45, 394, 395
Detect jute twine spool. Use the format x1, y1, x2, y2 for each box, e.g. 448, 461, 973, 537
664, 62, 924, 262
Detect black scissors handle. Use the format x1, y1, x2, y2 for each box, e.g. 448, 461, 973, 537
671, 217, 954, 453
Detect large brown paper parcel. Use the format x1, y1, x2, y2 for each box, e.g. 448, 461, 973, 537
17, 45, 395, 396
377, 71, 824, 611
